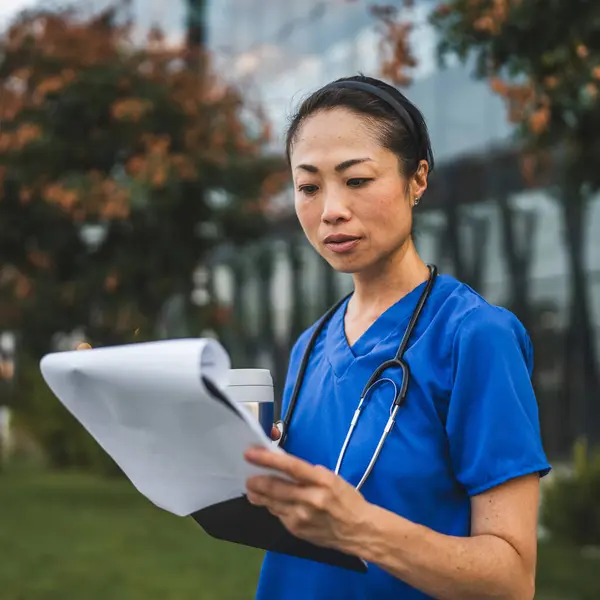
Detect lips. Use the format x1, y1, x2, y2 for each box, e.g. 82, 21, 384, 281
323, 234, 362, 254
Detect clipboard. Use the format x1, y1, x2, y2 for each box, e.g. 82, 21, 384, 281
191, 496, 368, 572
197, 377, 368, 573
39, 338, 368, 573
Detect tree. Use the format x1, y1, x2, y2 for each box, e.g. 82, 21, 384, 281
0, 4, 284, 360
371, 2, 418, 87
0, 4, 290, 471
430, 0, 600, 443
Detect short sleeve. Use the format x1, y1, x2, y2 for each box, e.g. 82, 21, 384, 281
446, 306, 551, 496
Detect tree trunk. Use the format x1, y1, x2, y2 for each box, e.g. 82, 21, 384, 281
288, 236, 306, 345
256, 243, 275, 352
186, 0, 206, 47
443, 207, 488, 293
497, 196, 536, 335
185, 0, 207, 73
444, 200, 468, 283
256, 243, 286, 395
465, 215, 489, 293
561, 189, 600, 445
231, 254, 253, 368
320, 256, 338, 311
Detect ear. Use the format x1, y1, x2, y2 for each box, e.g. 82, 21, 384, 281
410, 160, 429, 206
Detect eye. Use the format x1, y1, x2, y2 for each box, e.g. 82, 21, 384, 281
298, 184, 319, 196
347, 178, 372, 188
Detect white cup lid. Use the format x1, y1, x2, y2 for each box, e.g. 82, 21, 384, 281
227, 368, 273, 387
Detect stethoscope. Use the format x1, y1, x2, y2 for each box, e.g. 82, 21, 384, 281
274, 264, 438, 490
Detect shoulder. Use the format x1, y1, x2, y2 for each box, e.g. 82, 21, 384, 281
455, 297, 529, 350
440, 280, 532, 373
434, 276, 529, 342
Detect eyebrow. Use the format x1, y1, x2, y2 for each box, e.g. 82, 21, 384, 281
295, 157, 373, 173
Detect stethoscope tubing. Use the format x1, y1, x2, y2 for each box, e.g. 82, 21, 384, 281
275, 265, 438, 490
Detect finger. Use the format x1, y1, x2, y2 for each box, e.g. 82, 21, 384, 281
246, 475, 302, 503
248, 475, 330, 515
246, 491, 292, 517
76, 342, 92, 350
245, 447, 327, 485
271, 425, 281, 441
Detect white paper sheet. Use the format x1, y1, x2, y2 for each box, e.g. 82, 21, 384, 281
39, 339, 285, 517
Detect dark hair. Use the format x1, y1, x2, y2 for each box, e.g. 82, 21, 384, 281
285, 74, 434, 178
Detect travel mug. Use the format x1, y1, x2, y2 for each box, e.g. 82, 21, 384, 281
225, 369, 274, 437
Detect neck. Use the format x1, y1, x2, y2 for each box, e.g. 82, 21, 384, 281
349, 239, 430, 317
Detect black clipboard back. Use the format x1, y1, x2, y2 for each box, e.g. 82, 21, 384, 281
191, 495, 367, 573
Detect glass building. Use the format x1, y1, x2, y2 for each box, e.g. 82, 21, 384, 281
200, 0, 600, 458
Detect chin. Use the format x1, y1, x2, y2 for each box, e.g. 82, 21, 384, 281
323, 254, 370, 275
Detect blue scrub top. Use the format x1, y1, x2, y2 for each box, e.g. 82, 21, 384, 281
255, 274, 551, 600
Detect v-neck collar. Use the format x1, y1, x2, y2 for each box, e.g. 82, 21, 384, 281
325, 280, 429, 380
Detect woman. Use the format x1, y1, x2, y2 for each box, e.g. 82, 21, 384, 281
244, 75, 550, 600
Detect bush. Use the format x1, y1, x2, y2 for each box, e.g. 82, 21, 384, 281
12, 355, 123, 477
540, 438, 600, 547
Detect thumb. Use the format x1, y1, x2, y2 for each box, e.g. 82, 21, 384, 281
271, 424, 282, 441
76, 342, 92, 350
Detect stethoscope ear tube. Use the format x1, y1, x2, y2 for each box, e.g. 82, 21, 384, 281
277, 293, 352, 447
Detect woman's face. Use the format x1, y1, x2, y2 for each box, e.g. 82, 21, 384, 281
290, 108, 427, 275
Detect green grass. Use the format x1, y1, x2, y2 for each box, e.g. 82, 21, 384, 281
536, 541, 600, 600
0, 469, 598, 600
0, 469, 263, 600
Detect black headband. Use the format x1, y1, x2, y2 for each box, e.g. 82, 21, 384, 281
323, 80, 427, 165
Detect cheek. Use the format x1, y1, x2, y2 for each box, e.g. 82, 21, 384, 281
364, 196, 412, 239
295, 199, 320, 234
363, 195, 402, 224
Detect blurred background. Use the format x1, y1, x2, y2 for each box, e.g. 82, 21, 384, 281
0, 0, 599, 598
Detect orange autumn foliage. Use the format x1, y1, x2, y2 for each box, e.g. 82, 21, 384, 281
371, 3, 418, 87
104, 272, 119, 292
429, 0, 600, 202
43, 183, 79, 211
0, 4, 278, 348
0, 123, 43, 153
111, 98, 154, 122
260, 170, 290, 199
1, 6, 271, 226
41, 175, 131, 220
6, 11, 122, 67
19, 187, 34, 204
0, 267, 34, 300
576, 44, 589, 59
585, 83, 598, 100
462, 0, 514, 35
27, 249, 52, 270
431, 1, 600, 145
488, 78, 553, 136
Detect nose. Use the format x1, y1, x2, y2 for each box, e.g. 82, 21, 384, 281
321, 189, 352, 225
